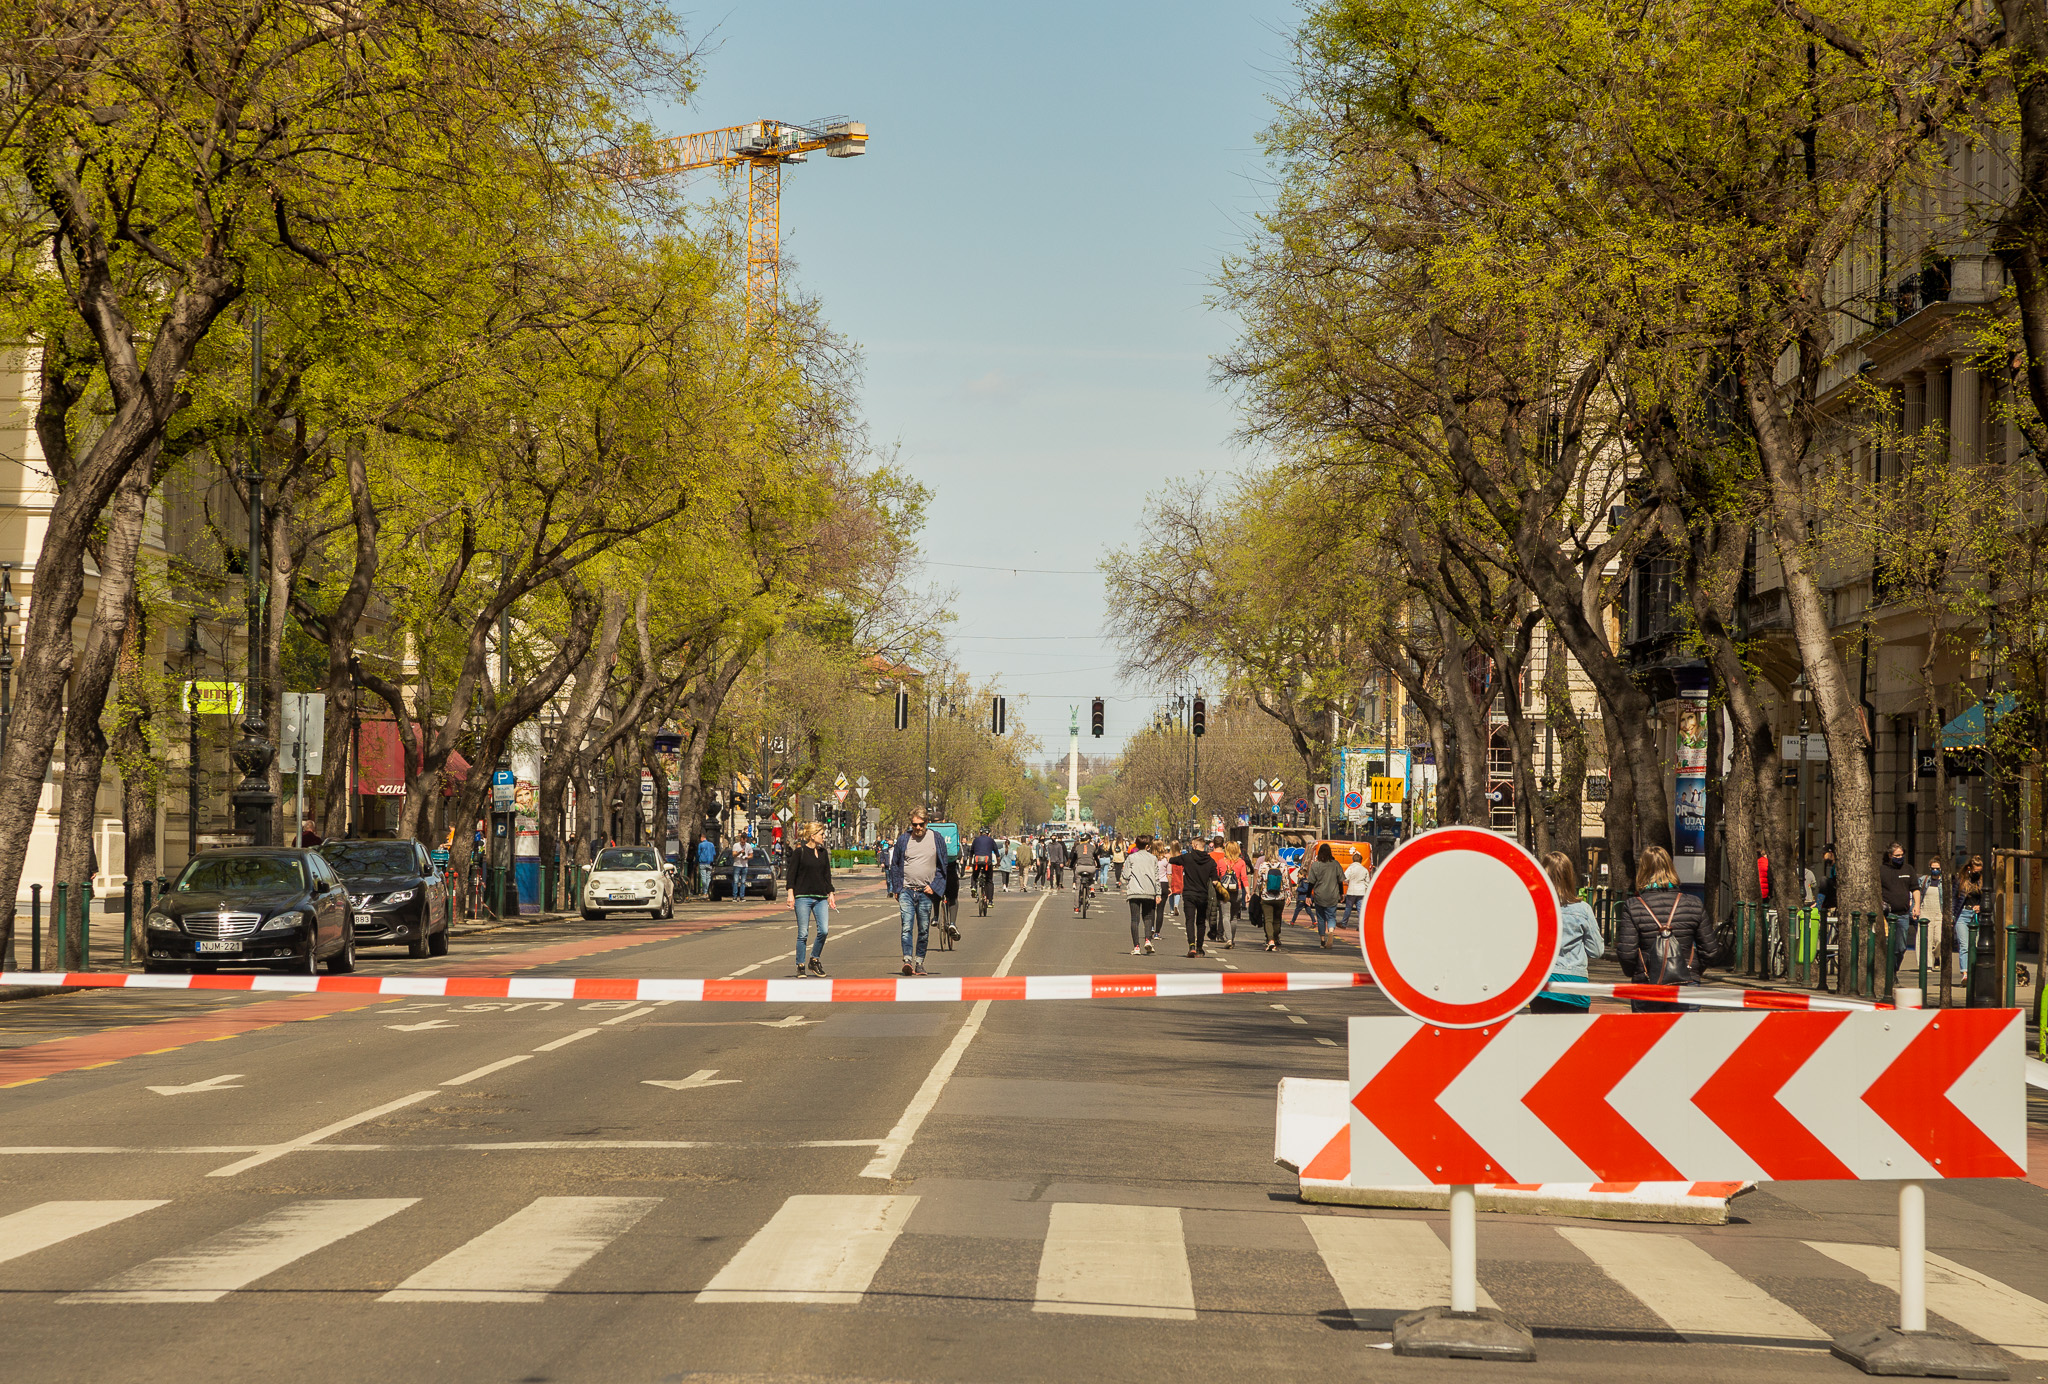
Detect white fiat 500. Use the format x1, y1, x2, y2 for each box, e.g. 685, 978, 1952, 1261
581, 845, 674, 919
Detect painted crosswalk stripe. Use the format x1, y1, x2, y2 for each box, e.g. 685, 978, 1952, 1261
1034, 1203, 1195, 1320
698, 1195, 917, 1304
1303, 1215, 1498, 1319
0, 1201, 167, 1266
63, 1199, 416, 1303
1810, 1241, 2048, 1360
381, 1197, 659, 1302
1560, 1226, 1824, 1343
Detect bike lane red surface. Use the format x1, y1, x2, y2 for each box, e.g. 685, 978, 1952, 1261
0, 881, 883, 1088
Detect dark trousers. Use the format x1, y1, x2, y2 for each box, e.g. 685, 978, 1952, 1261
1128, 897, 1154, 946
1184, 899, 1210, 949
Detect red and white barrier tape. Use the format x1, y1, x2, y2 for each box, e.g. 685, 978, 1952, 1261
0, 969, 1372, 1002
0, 969, 1885, 1010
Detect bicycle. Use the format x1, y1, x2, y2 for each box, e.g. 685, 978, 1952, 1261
1075, 870, 1094, 920
972, 863, 994, 917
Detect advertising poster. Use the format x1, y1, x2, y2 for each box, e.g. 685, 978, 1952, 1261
1674, 670, 1709, 882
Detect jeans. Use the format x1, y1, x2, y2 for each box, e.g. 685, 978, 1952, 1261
1128, 897, 1154, 947
794, 895, 829, 968
1183, 899, 1210, 949
1957, 907, 1979, 975
1291, 893, 1313, 925
1313, 903, 1338, 939
1887, 910, 1912, 974
899, 889, 936, 960
697, 863, 712, 898
1342, 895, 1363, 930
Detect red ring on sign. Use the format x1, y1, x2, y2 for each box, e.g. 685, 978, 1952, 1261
1359, 827, 1560, 1028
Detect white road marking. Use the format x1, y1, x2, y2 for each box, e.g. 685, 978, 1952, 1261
599, 1007, 656, 1025
643, 1069, 742, 1091
1315, 1037, 1337, 1046
1271, 1004, 1290, 1011
1304, 1215, 1499, 1317
533, 1027, 600, 1051
145, 1074, 244, 1096
1288, 1015, 1308, 1025
64, 1199, 416, 1302
0, 1139, 886, 1155
380, 1196, 659, 1302
387, 1020, 458, 1032
442, 1056, 532, 1086
0, 1201, 166, 1265
1561, 1226, 1823, 1342
698, 1194, 917, 1303
206, 1090, 437, 1177
861, 892, 1044, 1180
727, 913, 896, 978
755, 1015, 818, 1028
1034, 1203, 1195, 1320
1810, 1241, 2048, 1359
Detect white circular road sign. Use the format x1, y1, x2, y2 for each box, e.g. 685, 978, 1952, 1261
1358, 826, 1560, 1028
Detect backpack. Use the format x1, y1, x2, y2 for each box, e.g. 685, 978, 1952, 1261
1265, 865, 1284, 895
1637, 893, 1692, 985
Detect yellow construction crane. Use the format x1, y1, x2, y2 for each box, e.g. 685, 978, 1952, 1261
617, 118, 868, 331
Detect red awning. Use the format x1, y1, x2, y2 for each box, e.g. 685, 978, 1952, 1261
445, 748, 471, 785
355, 721, 408, 797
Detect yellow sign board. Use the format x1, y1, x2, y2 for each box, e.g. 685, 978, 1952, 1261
180, 680, 245, 715
1370, 776, 1405, 803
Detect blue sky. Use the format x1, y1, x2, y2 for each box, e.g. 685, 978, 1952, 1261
669, 0, 1298, 755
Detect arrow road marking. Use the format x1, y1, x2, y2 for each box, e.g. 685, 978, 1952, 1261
643, 1069, 742, 1091
756, 1016, 818, 1028
387, 1020, 457, 1032
145, 1074, 244, 1096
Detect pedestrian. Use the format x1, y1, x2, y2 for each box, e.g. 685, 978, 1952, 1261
1171, 839, 1218, 956
1880, 841, 1917, 978
1110, 837, 1127, 887
1306, 843, 1345, 948
1216, 840, 1249, 948
1290, 852, 1315, 927
1123, 833, 1160, 955
1341, 848, 1370, 931
1956, 855, 1984, 977
1168, 844, 1185, 919
1615, 844, 1714, 1012
1150, 837, 1170, 939
1913, 855, 1945, 983
887, 811, 948, 976
1530, 851, 1603, 1012
695, 834, 716, 900
1072, 834, 1101, 915
1254, 846, 1289, 952
298, 815, 323, 848
1756, 848, 1771, 904
788, 821, 836, 977
1000, 837, 1016, 892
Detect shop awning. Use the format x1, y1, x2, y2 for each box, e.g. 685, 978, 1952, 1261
356, 723, 473, 797
1940, 694, 2016, 750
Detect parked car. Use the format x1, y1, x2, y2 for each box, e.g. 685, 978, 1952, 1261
708, 845, 780, 901
319, 838, 452, 957
581, 845, 676, 919
144, 848, 354, 974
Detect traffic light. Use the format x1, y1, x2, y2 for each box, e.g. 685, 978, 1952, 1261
893, 686, 910, 730
1192, 696, 1206, 736
991, 695, 1007, 735
1090, 698, 1104, 737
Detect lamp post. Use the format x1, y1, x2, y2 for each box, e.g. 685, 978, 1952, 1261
228, 305, 277, 846
1793, 672, 1813, 970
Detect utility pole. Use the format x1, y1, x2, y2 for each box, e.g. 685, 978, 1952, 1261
228, 305, 277, 846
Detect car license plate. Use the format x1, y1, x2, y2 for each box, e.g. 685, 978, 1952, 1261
354, 912, 372, 929
196, 940, 242, 953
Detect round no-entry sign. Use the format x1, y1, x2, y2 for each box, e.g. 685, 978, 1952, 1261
1358, 826, 1560, 1028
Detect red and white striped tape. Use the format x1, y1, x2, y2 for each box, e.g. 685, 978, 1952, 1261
0, 969, 1372, 1002
0, 968, 1886, 1009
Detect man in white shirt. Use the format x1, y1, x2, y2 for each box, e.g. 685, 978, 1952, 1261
1341, 849, 1371, 931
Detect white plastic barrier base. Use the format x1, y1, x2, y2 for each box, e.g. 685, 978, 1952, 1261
1275, 1077, 1751, 1226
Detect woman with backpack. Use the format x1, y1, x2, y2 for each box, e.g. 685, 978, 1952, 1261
1215, 841, 1250, 948
1253, 847, 1290, 951
1306, 843, 1346, 948
1615, 844, 1714, 1011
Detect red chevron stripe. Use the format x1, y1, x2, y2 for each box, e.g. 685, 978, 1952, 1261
1691, 1011, 1853, 1180
1353, 1025, 1505, 1182
1522, 1013, 1682, 1181
1862, 1009, 2025, 1179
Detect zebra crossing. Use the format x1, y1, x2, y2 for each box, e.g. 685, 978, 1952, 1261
5, 1192, 2048, 1355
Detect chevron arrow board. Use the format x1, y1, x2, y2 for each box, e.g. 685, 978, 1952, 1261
1347, 1010, 2026, 1185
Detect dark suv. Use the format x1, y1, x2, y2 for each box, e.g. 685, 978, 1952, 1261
319, 838, 452, 957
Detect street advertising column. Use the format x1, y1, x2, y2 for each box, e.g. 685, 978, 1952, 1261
1675, 668, 1709, 886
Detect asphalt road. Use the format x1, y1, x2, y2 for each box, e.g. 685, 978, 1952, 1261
4, 875, 2048, 1384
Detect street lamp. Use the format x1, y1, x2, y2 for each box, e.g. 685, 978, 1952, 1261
1792, 671, 1812, 893
228, 306, 277, 846
0, 563, 17, 754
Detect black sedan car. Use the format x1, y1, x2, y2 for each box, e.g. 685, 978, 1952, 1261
144, 848, 355, 974
320, 838, 452, 957
708, 845, 780, 901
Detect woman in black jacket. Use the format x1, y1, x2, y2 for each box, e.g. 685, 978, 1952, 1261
787, 822, 836, 977
1171, 844, 1218, 957
1615, 844, 1714, 1012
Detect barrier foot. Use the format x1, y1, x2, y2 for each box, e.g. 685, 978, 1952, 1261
1828, 1327, 2006, 1379
1391, 1306, 1536, 1362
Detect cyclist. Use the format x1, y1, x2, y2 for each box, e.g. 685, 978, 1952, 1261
968, 827, 999, 912
1072, 835, 1101, 916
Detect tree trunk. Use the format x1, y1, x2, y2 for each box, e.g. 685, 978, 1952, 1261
1601, 711, 1638, 890
51, 451, 158, 964
303, 441, 381, 842
112, 585, 158, 962
1543, 629, 1589, 868
539, 591, 626, 909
